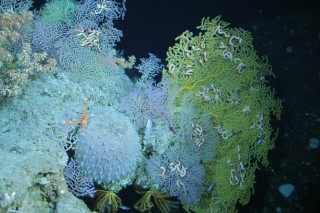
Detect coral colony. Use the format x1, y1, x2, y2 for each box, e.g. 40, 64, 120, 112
0, 0, 281, 212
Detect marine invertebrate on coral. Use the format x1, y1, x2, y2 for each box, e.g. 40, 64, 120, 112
35, 0, 124, 73
76, 28, 102, 50
146, 144, 205, 205
64, 100, 93, 129
74, 108, 142, 191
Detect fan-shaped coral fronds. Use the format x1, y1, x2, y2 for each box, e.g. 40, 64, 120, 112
95, 190, 122, 213
134, 190, 179, 213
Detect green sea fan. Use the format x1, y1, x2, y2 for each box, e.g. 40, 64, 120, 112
40, 0, 78, 25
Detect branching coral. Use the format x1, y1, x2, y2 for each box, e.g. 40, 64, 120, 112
64, 158, 96, 198
146, 142, 206, 205
0, 10, 57, 97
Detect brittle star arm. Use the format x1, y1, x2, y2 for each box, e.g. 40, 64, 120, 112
64, 100, 92, 129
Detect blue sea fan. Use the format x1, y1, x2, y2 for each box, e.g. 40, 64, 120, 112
0, 0, 32, 12
146, 146, 205, 205
145, 100, 218, 204
120, 84, 170, 130
188, 113, 218, 163
32, 20, 67, 52
135, 53, 164, 86
170, 99, 218, 163
53, 33, 84, 71
53, 19, 122, 71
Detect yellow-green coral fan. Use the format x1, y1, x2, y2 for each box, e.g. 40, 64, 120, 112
134, 190, 179, 213
95, 190, 122, 213
163, 16, 281, 212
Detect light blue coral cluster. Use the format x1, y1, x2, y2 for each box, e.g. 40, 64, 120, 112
146, 146, 205, 205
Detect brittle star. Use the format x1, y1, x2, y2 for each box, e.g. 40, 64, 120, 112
64, 100, 93, 129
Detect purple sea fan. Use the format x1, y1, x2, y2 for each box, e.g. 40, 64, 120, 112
120, 84, 170, 130
135, 53, 164, 85
32, 20, 67, 52
64, 158, 96, 198
146, 147, 205, 205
